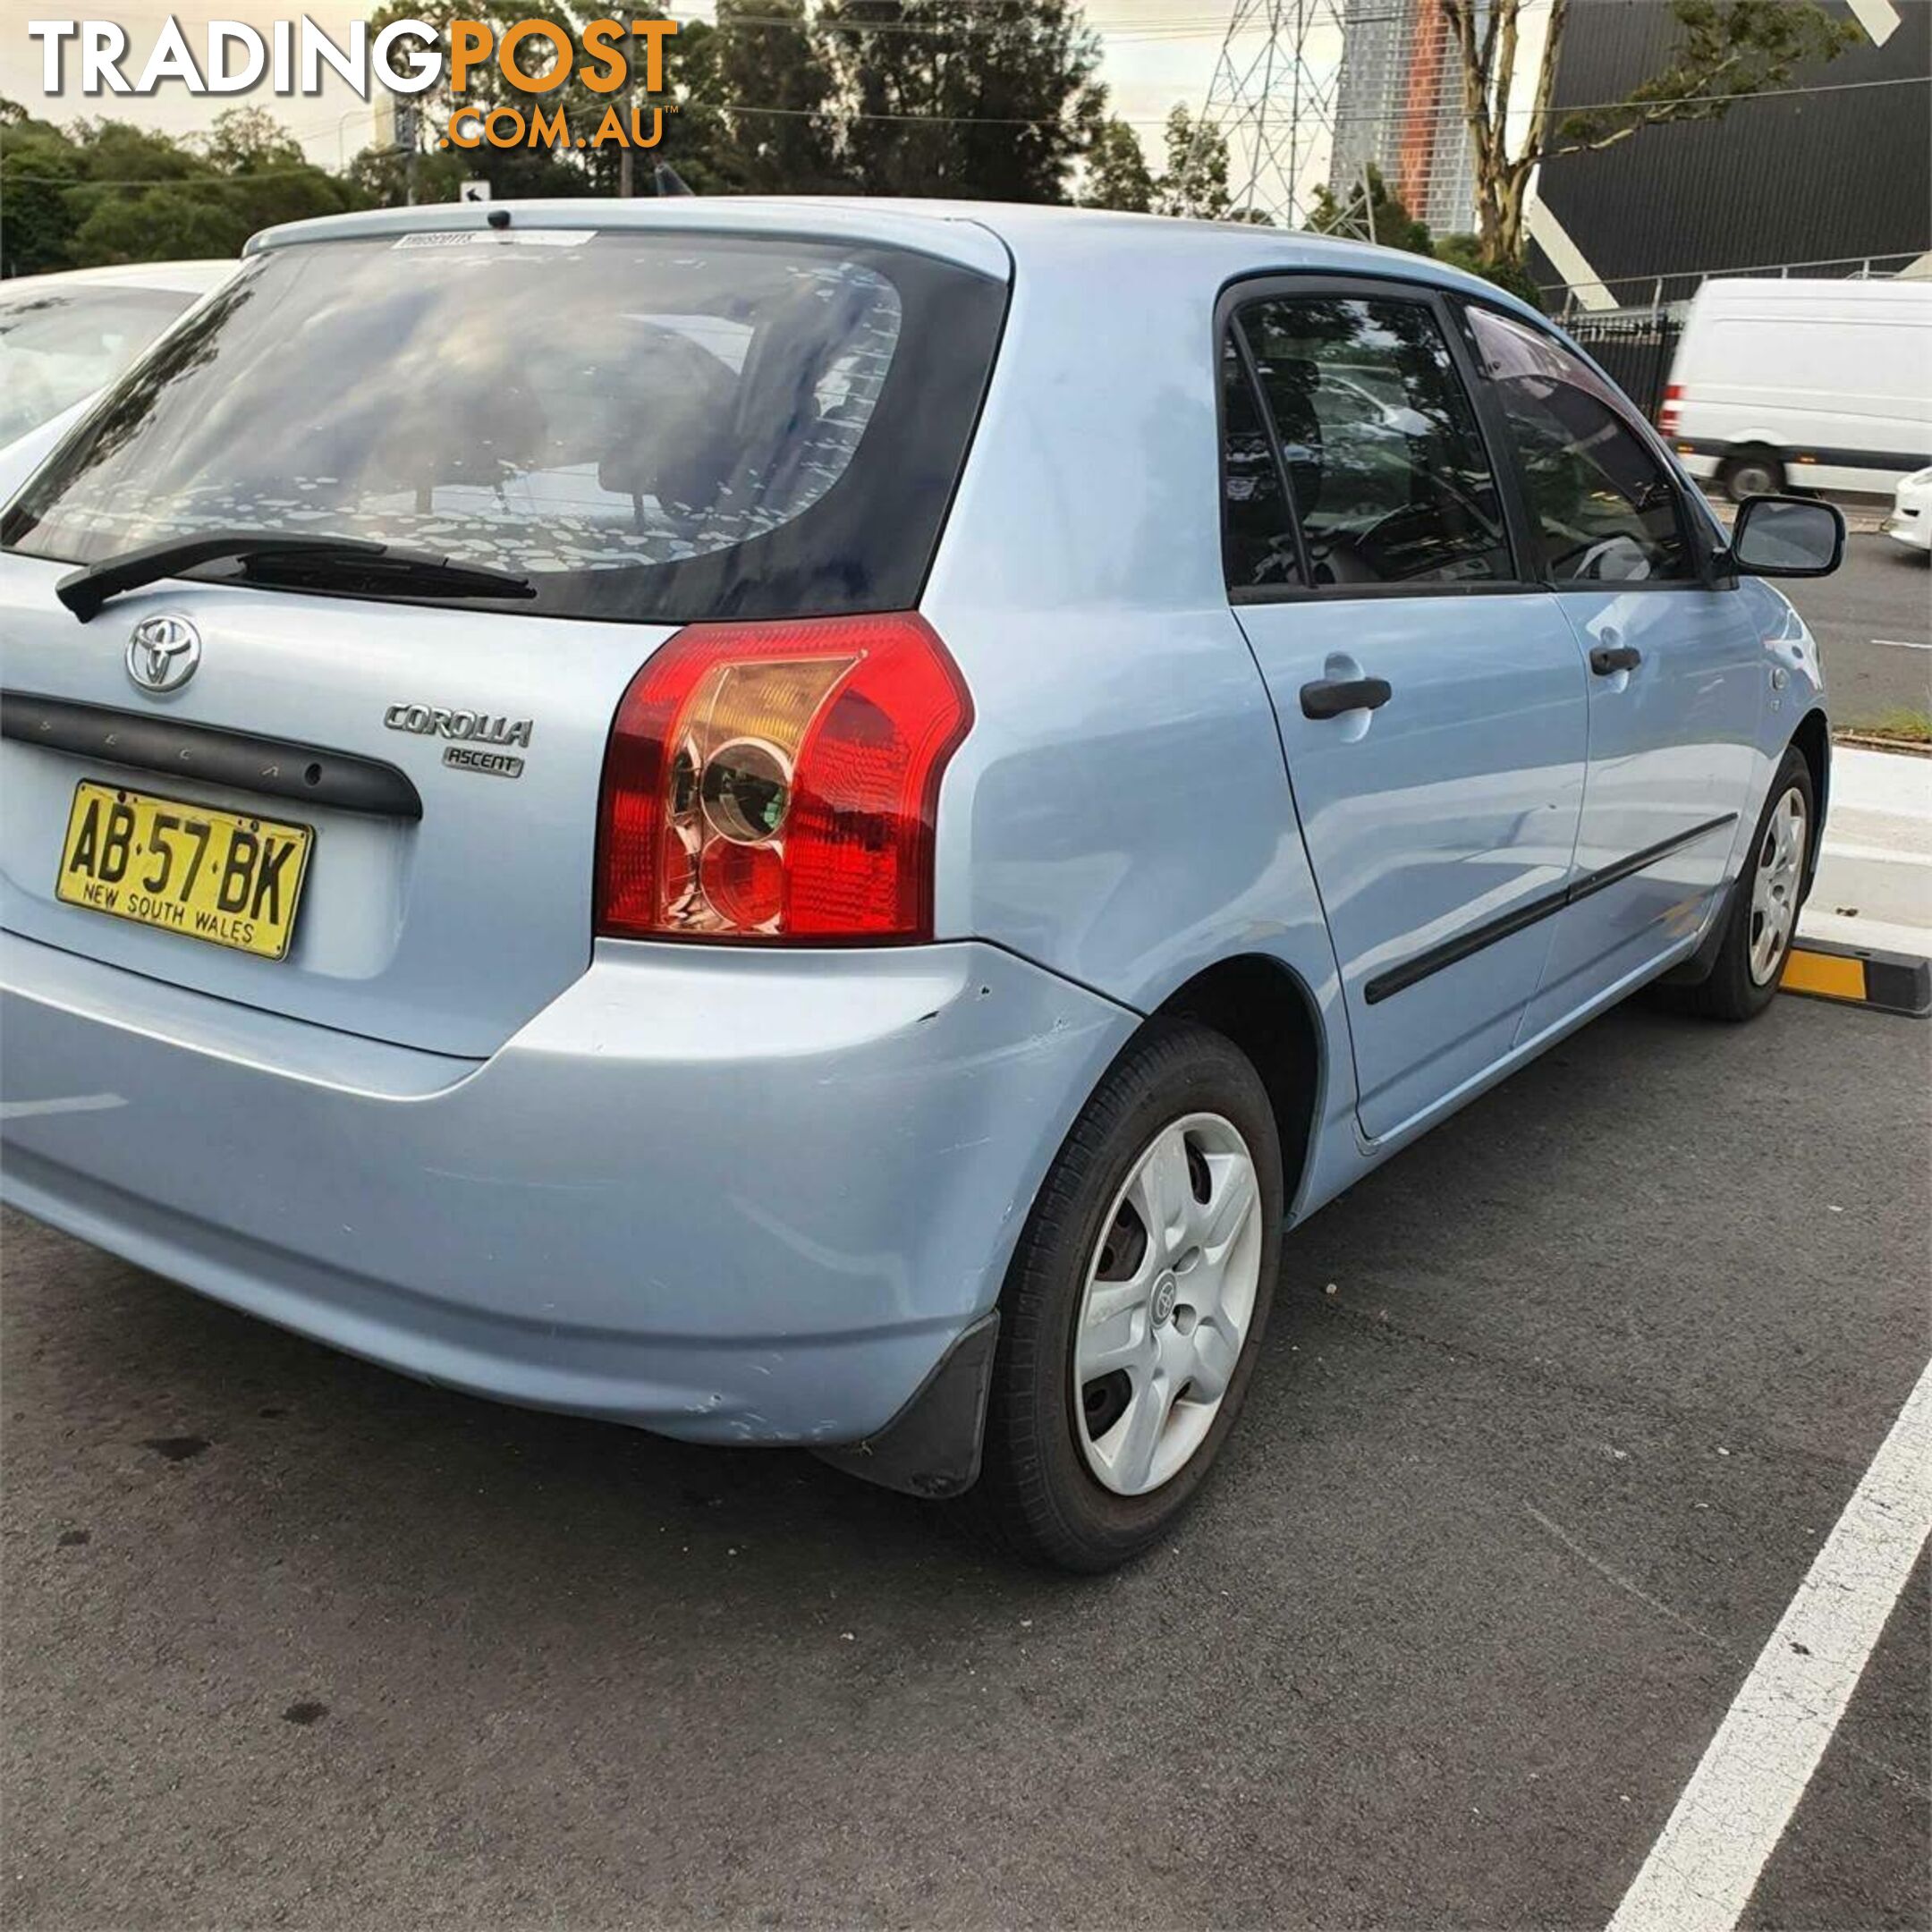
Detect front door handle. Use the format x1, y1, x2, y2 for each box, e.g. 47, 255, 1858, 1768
1589, 644, 1642, 676
1300, 675, 1394, 720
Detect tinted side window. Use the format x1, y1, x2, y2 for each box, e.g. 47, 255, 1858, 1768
1236, 294, 1513, 589
1221, 335, 1301, 589
1466, 304, 1692, 584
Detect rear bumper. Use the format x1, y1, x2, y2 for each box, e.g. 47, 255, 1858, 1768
1, 931, 1134, 1445
1882, 512, 1929, 552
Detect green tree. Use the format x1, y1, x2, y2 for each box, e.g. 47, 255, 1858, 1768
347, 4, 733, 202
820, 1, 1104, 202
347, 140, 470, 208
708, 0, 843, 193
1080, 115, 1153, 213
0, 101, 83, 275
1309, 164, 1431, 254
66, 187, 248, 265
0, 106, 357, 270
358, 0, 598, 202
3, 112, 215, 274
196, 106, 355, 233
1430, 232, 1545, 309
198, 106, 304, 175
1152, 103, 1228, 219
1439, 0, 1858, 267
564, 12, 727, 198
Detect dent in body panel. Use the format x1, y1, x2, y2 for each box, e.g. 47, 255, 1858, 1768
919, 241, 1835, 1237
2, 934, 1138, 1441
920, 249, 1363, 1220
928, 255, 1347, 952
928, 600, 1355, 1152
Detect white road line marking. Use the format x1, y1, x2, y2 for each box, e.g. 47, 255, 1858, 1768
1607, 1357, 1932, 1932
1868, 638, 1932, 652
0, 1093, 125, 1122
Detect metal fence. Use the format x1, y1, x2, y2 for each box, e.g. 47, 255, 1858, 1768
1562, 308, 1684, 422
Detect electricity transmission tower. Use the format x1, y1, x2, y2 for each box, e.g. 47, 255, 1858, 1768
1188, 0, 1370, 233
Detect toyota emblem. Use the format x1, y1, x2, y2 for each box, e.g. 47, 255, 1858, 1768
126, 614, 201, 696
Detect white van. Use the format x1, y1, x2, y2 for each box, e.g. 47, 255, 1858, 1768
1660, 276, 1932, 501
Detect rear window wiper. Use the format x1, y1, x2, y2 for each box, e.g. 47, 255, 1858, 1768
55, 531, 535, 623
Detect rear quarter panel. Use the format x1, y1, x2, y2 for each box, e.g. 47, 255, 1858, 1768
920, 231, 1360, 1212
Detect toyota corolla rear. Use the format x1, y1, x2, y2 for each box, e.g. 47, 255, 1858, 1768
0, 206, 1134, 1466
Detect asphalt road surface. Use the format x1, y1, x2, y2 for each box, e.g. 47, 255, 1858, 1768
1779, 532, 1930, 731
4, 990, 1928, 1931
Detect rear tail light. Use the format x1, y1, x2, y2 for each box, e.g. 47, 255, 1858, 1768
596, 613, 971, 943
1657, 382, 1682, 436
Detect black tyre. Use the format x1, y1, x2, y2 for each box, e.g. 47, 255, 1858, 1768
969, 1020, 1284, 1572
1684, 745, 1815, 1021
1719, 447, 1784, 504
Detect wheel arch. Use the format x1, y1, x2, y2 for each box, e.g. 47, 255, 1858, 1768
1153, 953, 1324, 1222
1790, 707, 1831, 897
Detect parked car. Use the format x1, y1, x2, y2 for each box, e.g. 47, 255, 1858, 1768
0, 260, 236, 506
1884, 464, 1932, 555
0, 204, 1843, 1571
1660, 275, 1932, 501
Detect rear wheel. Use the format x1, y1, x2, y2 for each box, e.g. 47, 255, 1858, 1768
1685, 745, 1814, 1021
970, 1021, 1284, 1572
1719, 447, 1784, 504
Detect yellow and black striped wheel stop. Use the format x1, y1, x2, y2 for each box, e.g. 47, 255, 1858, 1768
1782, 939, 1932, 1017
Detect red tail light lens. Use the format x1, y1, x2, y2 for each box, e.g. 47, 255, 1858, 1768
1657, 382, 1682, 436
596, 613, 971, 943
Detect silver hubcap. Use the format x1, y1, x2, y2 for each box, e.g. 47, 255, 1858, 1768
1749, 785, 1807, 985
1072, 1113, 1263, 1497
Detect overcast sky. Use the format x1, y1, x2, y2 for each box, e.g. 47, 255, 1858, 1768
2, 2, 1237, 168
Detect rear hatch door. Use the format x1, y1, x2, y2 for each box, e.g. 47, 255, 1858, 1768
2, 564, 673, 1059
0, 215, 1009, 1057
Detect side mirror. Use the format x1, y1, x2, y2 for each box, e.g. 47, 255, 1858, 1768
1729, 495, 1845, 578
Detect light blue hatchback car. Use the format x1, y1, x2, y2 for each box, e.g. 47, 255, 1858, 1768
0, 200, 1843, 1570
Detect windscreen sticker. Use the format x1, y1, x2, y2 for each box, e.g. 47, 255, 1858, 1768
390, 231, 595, 250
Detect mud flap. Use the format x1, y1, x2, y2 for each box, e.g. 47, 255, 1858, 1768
813, 1310, 1000, 1500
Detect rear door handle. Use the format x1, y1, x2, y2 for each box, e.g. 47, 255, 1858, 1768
1300, 676, 1394, 720
1589, 644, 1642, 675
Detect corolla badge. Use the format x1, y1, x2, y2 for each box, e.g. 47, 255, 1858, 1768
125, 614, 201, 695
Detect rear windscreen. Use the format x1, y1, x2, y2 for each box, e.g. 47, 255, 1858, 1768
2, 230, 1007, 623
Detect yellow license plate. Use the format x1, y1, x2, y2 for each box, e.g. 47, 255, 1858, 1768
55, 781, 314, 961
